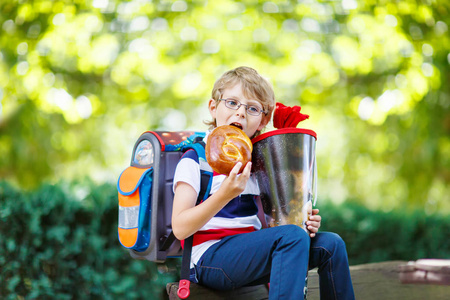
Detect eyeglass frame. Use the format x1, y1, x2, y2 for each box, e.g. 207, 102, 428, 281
218, 98, 268, 116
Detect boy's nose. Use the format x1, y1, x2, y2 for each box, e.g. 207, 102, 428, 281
236, 105, 246, 117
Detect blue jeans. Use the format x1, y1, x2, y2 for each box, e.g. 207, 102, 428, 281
194, 225, 355, 300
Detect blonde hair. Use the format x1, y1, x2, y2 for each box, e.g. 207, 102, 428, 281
205, 66, 275, 136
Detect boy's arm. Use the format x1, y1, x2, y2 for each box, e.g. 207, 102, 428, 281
172, 161, 252, 240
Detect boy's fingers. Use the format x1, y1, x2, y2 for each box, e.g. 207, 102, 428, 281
307, 220, 320, 228
242, 162, 252, 176
309, 214, 321, 221
229, 162, 242, 177
307, 226, 318, 234
235, 162, 251, 183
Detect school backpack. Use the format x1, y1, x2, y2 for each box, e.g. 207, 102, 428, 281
117, 131, 213, 263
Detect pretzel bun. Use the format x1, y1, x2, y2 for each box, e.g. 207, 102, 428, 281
206, 125, 253, 175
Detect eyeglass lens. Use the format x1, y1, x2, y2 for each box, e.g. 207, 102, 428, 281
222, 99, 263, 116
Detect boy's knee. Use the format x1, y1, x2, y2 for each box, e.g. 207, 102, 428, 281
319, 232, 347, 253
330, 232, 346, 248
280, 224, 310, 245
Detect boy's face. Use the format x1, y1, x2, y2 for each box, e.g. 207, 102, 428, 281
208, 82, 268, 138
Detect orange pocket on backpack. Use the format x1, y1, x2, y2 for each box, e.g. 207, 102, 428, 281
117, 166, 153, 251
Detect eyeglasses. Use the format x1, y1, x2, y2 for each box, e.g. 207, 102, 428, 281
219, 98, 267, 116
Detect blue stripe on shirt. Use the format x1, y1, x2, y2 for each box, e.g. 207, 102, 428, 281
214, 195, 258, 218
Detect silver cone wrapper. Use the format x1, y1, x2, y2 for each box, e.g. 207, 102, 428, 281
252, 129, 317, 231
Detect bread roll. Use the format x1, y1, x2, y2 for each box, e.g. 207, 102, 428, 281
206, 125, 253, 174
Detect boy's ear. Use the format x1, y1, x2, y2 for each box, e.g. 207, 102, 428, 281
257, 114, 270, 131
208, 98, 217, 119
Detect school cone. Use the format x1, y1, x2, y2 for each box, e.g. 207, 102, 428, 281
252, 128, 317, 232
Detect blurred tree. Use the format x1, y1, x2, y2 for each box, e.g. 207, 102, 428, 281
0, 0, 449, 213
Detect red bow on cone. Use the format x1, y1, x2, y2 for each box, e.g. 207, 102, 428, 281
273, 102, 309, 129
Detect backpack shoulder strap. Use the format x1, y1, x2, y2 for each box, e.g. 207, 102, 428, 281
160, 141, 212, 253
178, 140, 213, 298
181, 139, 213, 203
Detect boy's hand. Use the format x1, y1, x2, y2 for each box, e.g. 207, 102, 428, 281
219, 161, 251, 201
306, 209, 321, 238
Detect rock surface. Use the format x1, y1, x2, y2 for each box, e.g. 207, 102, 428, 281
167, 261, 450, 299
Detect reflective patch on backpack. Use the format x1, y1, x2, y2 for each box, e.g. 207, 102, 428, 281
119, 206, 140, 229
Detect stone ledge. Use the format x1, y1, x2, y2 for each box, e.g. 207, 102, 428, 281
166, 282, 269, 300
167, 261, 450, 299
308, 261, 450, 300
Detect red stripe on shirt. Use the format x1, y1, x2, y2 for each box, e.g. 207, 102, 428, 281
193, 227, 256, 246
181, 226, 256, 248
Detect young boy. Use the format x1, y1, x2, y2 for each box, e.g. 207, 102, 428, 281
172, 66, 355, 299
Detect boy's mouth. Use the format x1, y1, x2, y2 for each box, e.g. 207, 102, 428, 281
229, 123, 243, 130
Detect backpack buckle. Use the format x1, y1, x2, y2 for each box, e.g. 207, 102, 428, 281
177, 279, 190, 299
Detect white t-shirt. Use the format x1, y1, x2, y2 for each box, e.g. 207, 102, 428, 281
173, 135, 261, 266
